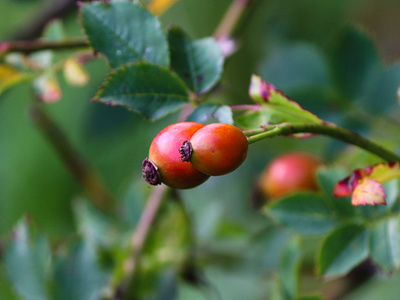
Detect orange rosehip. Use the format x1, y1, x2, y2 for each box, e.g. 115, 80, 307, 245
143, 122, 209, 189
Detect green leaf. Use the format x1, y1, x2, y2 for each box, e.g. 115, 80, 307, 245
266, 193, 339, 235
262, 43, 329, 91
316, 167, 356, 218
362, 64, 400, 114
279, 236, 302, 300
318, 224, 369, 278
369, 217, 400, 271
186, 103, 233, 124
95, 62, 190, 120
80, 1, 169, 68
42, 19, 65, 41
74, 199, 123, 248
53, 240, 109, 300
4, 219, 52, 300
386, 179, 400, 211
168, 26, 224, 94
330, 26, 379, 100
235, 75, 323, 130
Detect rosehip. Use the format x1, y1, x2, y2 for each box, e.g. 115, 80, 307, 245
180, 123, 248, 176
142, 122, 209, 189
259, 152, 322, 199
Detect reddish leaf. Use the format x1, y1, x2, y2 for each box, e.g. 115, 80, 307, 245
334, 162, 400, 206
351, 178, 387, 206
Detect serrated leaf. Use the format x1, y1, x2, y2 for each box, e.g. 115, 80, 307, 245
318, 224, 368, 278
80, 1, 169, 68
369, 217, 400, 271
369, 162, 400, 183
235, 75, 323, 131
4, 220, 52, 300
186, 103, 233, 124
266, 193, 339, 235
352, 178, 386, 206
334, 162, 400, 206
279, 237, 302, 300
148, 0, 181, 15
168, 27, 224, 94
54, 240, 109, 300
95, 62, 189, 120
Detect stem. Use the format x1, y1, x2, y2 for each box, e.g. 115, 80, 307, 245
230, 104, 261, 111
11, 0, 78, 40
247, 123, 400, 162
243, 125, 276, 136
122, 185, 167, 298
213, 0, 253, 41
0, 38, 89, 55
29, 103, 113, 211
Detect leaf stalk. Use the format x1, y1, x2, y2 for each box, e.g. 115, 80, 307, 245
246, 122, 400, 162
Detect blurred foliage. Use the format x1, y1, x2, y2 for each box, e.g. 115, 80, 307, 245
1, 0, 400, 299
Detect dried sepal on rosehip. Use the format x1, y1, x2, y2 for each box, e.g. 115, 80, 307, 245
142, 122, 210, 189
180, 123, 248, 176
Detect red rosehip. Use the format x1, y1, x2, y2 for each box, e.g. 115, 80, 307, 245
180, 123, 248, 176
142, 122, 209, 189
259, 152, 322, 199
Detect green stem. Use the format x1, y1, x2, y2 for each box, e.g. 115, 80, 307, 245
247, 122, 400, 162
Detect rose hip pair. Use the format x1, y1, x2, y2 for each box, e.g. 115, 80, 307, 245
142, 122, 248, 189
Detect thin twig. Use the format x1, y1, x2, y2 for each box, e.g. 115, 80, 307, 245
0, 38, 88, 55
213, 0, 253, 41
29, 103, 113, 212
122, 185, 167, 297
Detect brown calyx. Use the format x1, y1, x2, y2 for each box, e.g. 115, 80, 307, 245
179, 140, 193, 162
142, 158, 161, 185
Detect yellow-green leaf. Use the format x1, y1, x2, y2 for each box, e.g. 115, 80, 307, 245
235, 75, 323, 131
0, 64, 30, 95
